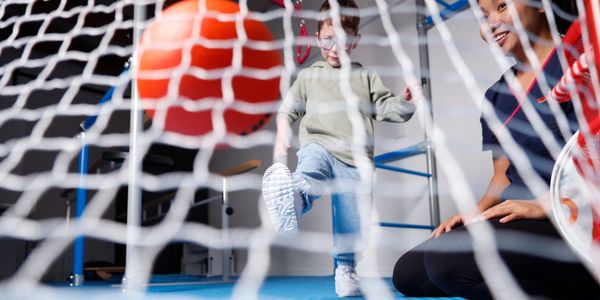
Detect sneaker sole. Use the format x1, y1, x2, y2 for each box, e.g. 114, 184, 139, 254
335, 280, 362, 297
335, 285, 362, 297
262, 163, 299, 235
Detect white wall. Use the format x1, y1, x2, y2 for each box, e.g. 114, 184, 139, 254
212, 0, 508, 277
356, 2, 504, 276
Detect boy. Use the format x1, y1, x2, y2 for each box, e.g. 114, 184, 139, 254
262, 0, 416, 297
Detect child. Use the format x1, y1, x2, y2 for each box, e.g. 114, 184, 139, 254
262, 0, 416, 297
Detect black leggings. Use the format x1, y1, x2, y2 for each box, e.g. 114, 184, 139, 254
392, 218, 600, 299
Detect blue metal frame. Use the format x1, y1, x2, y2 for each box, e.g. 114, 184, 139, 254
70, 137, 88, 287
80, 86, 116, 131
372, 144, 434, 230
71, 68, 129, 287
373, 142, 426, 164
424, 0, 470, 26
375, 164, 431, 178
374, 142, 431, 178
378, 222, 434, 230
368, 0, 472, 235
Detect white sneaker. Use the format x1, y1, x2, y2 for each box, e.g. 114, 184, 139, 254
262, 163, 301, 235
335, 265, 362, 297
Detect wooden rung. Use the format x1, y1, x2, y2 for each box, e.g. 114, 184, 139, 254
218, 159, 261, 177
84, 266, 125, 272
142, 191, 177, 210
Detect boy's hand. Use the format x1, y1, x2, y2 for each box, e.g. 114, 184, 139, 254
274, 119, 293, 164
402, 81, 422, 102
402, 85, 412, 101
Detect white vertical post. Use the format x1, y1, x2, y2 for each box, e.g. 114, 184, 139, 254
123, 1, 145, 294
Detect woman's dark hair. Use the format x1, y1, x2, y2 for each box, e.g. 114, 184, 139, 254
552, 0, 578, 35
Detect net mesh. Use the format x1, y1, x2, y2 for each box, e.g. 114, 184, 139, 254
0, 0, 597, 299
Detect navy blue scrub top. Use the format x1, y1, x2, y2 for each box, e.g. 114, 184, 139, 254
480, 50, 579, 201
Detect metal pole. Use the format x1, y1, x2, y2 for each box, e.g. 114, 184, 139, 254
123, 1, 145, 293
221, 178, 231, 281
416, 0, 440, 228
70, 132, 88, 287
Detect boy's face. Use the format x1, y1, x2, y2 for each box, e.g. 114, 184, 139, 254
316, 21, 360, 68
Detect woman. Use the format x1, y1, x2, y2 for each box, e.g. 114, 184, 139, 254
392, 0, 600, 298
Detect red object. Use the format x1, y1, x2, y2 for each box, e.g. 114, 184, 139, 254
271, 0, 311, 64
271, 0, 303, 10
548, 53, 590, 103
296, 19, 311, 65
575, 2, 600, 269
502, 49, 557, 127
573, 118, 600, 179
561, 197, 579, 224
586, 0, 600, 81
562, 19, 583, 64
137, 0, 282, 137
572, 0, 600, 181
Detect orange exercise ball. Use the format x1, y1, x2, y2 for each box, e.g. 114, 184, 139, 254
137, 0, 281, 137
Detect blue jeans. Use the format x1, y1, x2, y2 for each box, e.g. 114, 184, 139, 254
293, 143, 373, 266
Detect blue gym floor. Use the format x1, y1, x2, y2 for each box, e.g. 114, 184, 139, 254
38, 276, 463, 299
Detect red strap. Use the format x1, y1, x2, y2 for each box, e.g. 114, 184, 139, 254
271, 0, 311, 64
271, 0, 303, 10
296, 19, 311, 64
502, 48, 557, 127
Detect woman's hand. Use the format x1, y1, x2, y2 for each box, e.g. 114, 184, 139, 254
431, 214, 471, 238
470, 199, 547, 224
430, 157, 511, 238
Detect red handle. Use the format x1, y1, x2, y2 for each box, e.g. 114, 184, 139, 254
271, 0, 303, 10
271, 0, 310, 64
296, 19, 311, 65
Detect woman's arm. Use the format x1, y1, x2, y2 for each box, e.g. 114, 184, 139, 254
431, 156, 511, 237
469, 158, 550, 223
475, 156, 511, 212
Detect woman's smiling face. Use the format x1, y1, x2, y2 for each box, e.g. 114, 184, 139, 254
478, 0, 547, 56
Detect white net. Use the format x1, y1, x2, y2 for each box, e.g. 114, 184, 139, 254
0, 0, 597, 299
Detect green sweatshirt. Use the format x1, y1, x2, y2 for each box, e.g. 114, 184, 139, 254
278, 61, 416, 166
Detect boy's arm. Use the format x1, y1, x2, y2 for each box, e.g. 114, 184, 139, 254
370, 72, 416, 122
274, 76, 305, 163
274, 116, 293, 164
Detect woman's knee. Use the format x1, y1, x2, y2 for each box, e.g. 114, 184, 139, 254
392, 252, 426, 296
422, 230, 493, 299
392, 243, 448, 297
422, 248, 462, 288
